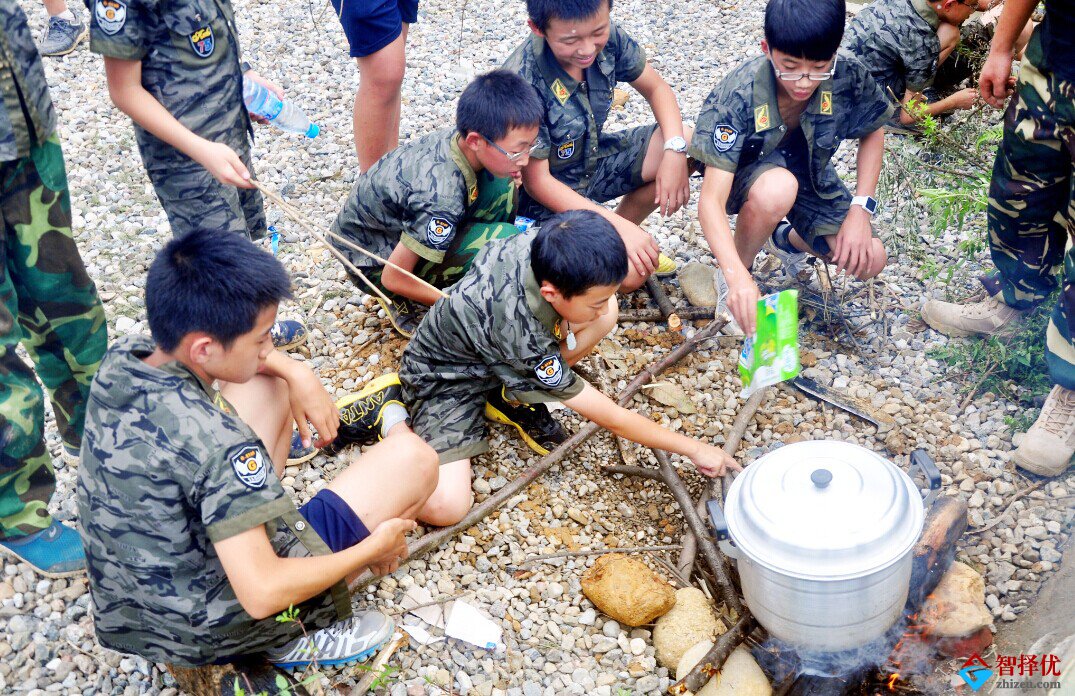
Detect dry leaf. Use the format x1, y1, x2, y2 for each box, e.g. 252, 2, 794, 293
643, 382, 698, 414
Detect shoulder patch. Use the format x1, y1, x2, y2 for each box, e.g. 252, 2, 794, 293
229, 445, 268, 489
95, 0, 127, 35
551, 79, 570, 105
754, 104, 771, 131
712, 125, 738, 152
426, 216, 455, 248
820, 91, 833, 115
189, 25, 215, 58
534, 355, 566, 388
556, 140, 576, 160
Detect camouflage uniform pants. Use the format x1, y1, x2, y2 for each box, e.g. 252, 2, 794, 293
982, 30, 1075, 389
0, 135, 107, 539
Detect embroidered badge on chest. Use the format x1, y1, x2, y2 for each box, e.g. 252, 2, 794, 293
712, 124, 738, 152
820, 91, 833, 115
426, 217, 454, 248
95, 0, 127, 35
230, 445, 267, 489
535, 355, 565, 387
189, 25, 215, 58
556, 140, 576, 160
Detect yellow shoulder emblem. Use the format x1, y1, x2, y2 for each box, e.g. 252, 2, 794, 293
551, 79, 570, 105
469, 184, 478, 202
820, 91, 833, 115
754, 104, 771, 131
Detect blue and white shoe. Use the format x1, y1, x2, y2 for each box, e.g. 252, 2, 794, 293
60, 443, 80, 467
267, 610, 394, 669
286, 431, 318, 466
765, 219, 810, 281
0, 522, 85, 578
271, 319, 308, 351
39, 12, 87, 56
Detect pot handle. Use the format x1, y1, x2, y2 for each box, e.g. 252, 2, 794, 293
910, 449, 941, 509
706, 499, 740, 559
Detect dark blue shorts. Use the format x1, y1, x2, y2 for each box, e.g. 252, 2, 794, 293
330, 0, 419, 58
299, 489, 371, 553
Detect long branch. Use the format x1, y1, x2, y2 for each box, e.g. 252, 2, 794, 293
668, 613, 758, 695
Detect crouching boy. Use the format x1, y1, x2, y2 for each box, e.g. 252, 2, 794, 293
398, 210, 739, 527
691, 0, 894, 336
77, 230, 438, 671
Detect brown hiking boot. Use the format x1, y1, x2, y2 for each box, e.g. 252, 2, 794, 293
920, 294, 1026, 338
1012, 385, 1075, 477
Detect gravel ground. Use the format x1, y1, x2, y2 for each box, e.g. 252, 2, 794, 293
2, 0, 1073, 694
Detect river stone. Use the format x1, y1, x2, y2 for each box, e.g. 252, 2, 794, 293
653, 587, 724, 669
581, 553, 676, 627
675, 640, 772, 695
677, 263, 717, 308
921, 561, 993, 637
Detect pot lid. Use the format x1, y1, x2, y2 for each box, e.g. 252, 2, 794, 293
725, 440, 925, 580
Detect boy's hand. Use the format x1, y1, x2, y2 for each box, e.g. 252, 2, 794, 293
284, 360, 339, 448
687, 442, 742, 478
243, 69, 285, 125
945, 87, 979, 111
366, 518, 417, 576
726, 272, 760, 337
979, 51, 1015, 108
832, 207, 875, 278
654, 153, 690, 217
191, 139, 254, 189
613, 218, 660, 278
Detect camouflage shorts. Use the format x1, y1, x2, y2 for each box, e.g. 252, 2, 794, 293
518, 123, 657, 220
407, 390, 490, 464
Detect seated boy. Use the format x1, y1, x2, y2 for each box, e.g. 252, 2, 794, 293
843, 0, 986, 124
398, 210, 739, 527
331, 70, 543, 337
77, 230, 438, 671
691, 0, 894, 336
503, 0, 691, 291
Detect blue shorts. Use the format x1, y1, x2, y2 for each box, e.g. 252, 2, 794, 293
299, 489, 371, 553
330, 0, 419, 58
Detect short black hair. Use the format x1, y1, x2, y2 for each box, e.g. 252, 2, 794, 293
146, 229, 292, 351
764, 0, 845, 61
531, 210, 627, 298
527, 0, 612, 31
456, 70, 543, 142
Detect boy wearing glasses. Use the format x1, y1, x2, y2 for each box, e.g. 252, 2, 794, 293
331, 70, 542, 338
691, 0, 894, 336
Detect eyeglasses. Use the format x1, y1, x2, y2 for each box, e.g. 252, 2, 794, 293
482, 135, 539, 162
769, 55, 838, 82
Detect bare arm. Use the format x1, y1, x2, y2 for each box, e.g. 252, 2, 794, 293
631, 64, 690, 216
831, 128, 885, 277
980, 0, 1037, 107
697, 167, 759, 335
103, 56, 253, 188
258, 351, 338, 449
854, 128, 884, 200
381, 243, 444, 306
898, 88, 978, 123
215, 518, 415, 620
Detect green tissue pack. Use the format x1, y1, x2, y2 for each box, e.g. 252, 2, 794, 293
738, 289, 800, 397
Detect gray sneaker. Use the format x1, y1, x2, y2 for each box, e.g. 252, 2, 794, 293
267, 610, 394, 669
40, 12, 87, 56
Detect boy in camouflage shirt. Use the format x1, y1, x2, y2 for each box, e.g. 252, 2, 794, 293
843, 0, 985, 125
398, 210, 739, 527
78, 230, 438, 670
691, 0, 893, 336
503, 0, 690, 291
331, 70, 543, 338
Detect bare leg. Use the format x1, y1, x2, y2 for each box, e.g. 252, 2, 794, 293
562, 296, 618, 365
42, 0, 68, 16
417, 458, 473, 527
733, 167, 798, 268
353, 26, 409, 171
221, 375, 293, 478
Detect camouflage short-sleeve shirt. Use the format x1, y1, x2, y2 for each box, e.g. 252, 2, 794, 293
85, 0, 250, 164
77, 335, 350, 667
400, 229, 585, 405
331, 129, 492, 269
690, 54, 894, 201
842, 0, 942, 100
0, 3, 56, 161
502, 24, 647, 192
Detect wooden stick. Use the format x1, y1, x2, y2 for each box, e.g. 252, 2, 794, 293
350, 631, 408, 694
644, 277, 683, 331
619, 307, 715, 323
593, 356, 641, 469
668, 613, 758, 694
603, 464, 662, 481
348, 317, 728, 590
518, 545, 683, 568
906, 495, 968, 610
968, 480, 1046, 534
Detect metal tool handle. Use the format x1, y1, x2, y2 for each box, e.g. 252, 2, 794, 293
707, 499, 740, 559
910, 449, 942, 508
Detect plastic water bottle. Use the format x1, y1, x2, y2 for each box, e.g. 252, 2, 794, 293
242, 77, 319, 138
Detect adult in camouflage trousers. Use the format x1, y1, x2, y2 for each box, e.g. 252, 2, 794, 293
0, 2, 107, 577
922, 0, 1075, 478
330, 70, 543, 338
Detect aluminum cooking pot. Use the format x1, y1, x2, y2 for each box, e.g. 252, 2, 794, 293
708, 441, 941, 651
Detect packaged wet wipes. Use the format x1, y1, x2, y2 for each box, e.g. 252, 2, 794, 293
738, 289, 800, 397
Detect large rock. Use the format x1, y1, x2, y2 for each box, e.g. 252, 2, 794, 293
921, 562, 993, 637
654, 587, 724, 669
580, 554, 676, 627
677, 263, 717, 308
675, 640, 772, 696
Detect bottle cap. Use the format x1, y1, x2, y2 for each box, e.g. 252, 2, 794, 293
306, 123, 320, 139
